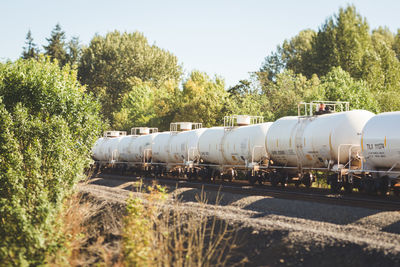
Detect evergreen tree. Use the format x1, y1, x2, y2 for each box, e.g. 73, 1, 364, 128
393, 29, 400, 60
43, 23, 67, 67
21, 30, 39, 59
66, 36, 81, 66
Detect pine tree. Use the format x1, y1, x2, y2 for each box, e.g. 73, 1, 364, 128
21, 30, 39, 59
66, 36, 81, 66
43, 23, 67, 67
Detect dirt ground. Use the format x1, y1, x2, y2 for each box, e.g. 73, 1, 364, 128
78, 176, 400, 266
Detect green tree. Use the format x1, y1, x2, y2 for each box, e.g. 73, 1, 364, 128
258, 70, 321, 120
43, 23, 68, 67
113, 78, 156, 130
371, 26, 395, 47
0, 58, 102, 265
319, 66, 379, 112
257, 4, 400, 115
260, 29, 316, 82
66, 36, 82, 66
174, 71, 227, 127
113, 78, 181, 131
151, 79, 181, 130
78, 31, 182, 126
394, 29, 400, 60
223, 80, 272, 119
307, 5, 371, 78
21, 30, 40, 59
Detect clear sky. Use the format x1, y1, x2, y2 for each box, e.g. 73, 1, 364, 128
1, 0, 399, 87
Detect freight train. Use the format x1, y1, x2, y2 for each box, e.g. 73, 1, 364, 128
91, 101, 400, 195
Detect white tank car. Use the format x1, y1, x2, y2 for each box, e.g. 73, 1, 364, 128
92, 136, 123, 162
266, 110, 375, 169
361, 111, 400, 177
117, 135, 138, 162
129, 133, 160, 162
152, 132, 172, 163
198, 123, 272, 166
169, 128, 207, 163
92, 137, 107, 161
198, 127, 225, 165
92, 131, 126, 162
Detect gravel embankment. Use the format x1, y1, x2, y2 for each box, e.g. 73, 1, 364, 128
79, 176, 400, 266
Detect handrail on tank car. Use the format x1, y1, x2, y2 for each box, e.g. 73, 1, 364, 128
337, 144, 359, 172
170, 122, 202, 133
143, 148, 152, 163
298, 101, 350, 117
104, 131, 127, 137
251, 145, 266, 166
187, 146, 198, 164
131, 127, 158, 136
223, 115, 264, 128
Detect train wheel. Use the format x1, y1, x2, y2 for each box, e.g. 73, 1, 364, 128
363, 179, 377, 195
343, 182, 353, 194
302, 173, 312, 188
378, 176, 389, 196
329, 174, 342, 193
394, 187, 400, 197
330, 181, 342, 193
248, 171, 257, 185
257, 174, 264, 185
279, 174, 288, 187
270, 173, 278, 187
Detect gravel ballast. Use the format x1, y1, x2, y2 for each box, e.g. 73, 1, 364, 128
79, 176, 400, 266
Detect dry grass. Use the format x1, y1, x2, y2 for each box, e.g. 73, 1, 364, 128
46, 192, 122, 266
122, 183, 246, 267
45, 180, 245, 266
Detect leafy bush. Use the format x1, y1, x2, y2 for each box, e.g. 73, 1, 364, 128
0, 58, 102, 265
123, 184, 240, 266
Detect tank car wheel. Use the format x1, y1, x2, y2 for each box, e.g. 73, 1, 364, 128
248, 171, 257, 185
187, 169, 193, 181
330, 181, 342, 193
270, 173, 278, 187
257, 174, 264, 185
394, 187, 400, 197
363, 179, 377, 195
302, 173, 312, 188
279, 174, 288, 187
328, 175, 341, 193
378, 176, 389, 196
343, 182, 353, 194
248, 176, 257, 186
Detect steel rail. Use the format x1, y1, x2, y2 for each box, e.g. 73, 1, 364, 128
89, 173, 400, 211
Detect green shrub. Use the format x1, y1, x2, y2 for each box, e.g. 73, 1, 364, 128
123, 185, 240, 267
0, 58, 103, 265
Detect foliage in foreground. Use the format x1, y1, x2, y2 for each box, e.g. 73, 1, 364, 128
0, 58, 103, 265
123, 184, 242, 267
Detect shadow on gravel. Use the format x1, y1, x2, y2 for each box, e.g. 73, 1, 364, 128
242, 198, 380, 225
171, 187, 382, 225
87, 177, 139, 191
382, 220, 400, 234
234, 226, 400, 267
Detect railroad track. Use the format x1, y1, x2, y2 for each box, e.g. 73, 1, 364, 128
88, 172, 400, 211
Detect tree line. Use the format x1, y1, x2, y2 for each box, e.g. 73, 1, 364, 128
22, 5, 400, 131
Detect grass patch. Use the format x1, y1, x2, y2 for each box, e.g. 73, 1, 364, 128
122, 183, 245, 266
